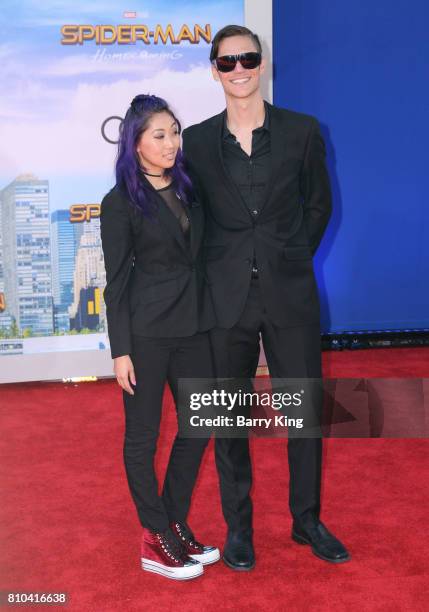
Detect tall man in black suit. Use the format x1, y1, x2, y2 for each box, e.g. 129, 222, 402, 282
182, 25, 350, 570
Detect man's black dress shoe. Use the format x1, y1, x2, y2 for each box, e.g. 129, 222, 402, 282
292, 521, 351, 563
223, 531, 255, 571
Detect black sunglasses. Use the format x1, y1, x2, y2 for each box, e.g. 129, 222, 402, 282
213, 52, 262, 73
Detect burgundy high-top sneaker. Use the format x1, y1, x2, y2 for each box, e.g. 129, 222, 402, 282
171, 522, 220, 565
141, 527, 203, 580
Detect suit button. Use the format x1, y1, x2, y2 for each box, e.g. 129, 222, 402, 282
252, 209, 258, 216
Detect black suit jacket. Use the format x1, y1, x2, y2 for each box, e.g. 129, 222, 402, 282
182, 102, 332, 329
100, 184, 215, 358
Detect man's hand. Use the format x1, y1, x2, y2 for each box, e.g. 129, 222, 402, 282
114, 355, 136, 395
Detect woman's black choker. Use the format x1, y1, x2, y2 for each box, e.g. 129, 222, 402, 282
141, 170, 163, 177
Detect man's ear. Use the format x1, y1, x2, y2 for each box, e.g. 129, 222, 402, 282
259, 57, 266, 75
211, 63, 220, 82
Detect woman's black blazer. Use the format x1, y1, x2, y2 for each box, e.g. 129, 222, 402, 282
100, 183, 215, 358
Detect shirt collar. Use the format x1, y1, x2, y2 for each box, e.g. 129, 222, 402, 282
222, 100, 270, 140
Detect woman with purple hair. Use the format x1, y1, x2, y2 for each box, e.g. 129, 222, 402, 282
100, 94, 220, 580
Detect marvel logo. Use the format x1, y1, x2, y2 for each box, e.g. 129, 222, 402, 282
123, 11, 137, 18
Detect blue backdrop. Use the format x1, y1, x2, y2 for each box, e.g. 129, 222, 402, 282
273, 0, 429, 333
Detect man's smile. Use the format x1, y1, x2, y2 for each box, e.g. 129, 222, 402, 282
230, 77, 251, 84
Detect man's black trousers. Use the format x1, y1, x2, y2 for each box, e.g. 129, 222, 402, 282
210, 279, 322, 534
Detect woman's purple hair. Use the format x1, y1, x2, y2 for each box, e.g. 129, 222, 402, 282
115, 94, 193, 216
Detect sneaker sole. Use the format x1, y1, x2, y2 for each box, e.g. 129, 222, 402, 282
189, 548, 221, 565
291, 531, 351, 564
141, 558, 204, 580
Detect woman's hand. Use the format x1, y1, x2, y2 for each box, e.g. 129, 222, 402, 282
114, 355, 136, 395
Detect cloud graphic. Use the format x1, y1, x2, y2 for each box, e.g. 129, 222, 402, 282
0, 65, 225, 180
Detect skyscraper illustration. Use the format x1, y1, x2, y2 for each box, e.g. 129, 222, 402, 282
51, 209, 83, 332
69, 217, 106, 332
0, 174, 53, 336
0, 202, 12, 332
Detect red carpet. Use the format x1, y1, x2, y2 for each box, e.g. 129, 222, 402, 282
1, 347, 428, 611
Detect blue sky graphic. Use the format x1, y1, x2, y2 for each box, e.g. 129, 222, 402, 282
0, 0, 243, 210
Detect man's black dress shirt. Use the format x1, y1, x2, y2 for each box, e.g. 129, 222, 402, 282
222, 103, 271, 275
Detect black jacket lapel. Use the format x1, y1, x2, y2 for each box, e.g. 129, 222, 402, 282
257, 103, 288, 215
210, 111, 252, 218
155, 192, 190, 259
187, 199, 203, 260
139, 173, 189, 258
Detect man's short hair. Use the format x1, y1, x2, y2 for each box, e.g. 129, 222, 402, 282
209, 25, 262, 61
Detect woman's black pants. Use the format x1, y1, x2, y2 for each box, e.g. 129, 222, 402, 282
122, 332, 213, 533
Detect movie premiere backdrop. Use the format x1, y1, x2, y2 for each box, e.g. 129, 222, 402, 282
0, 1, 244, 371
